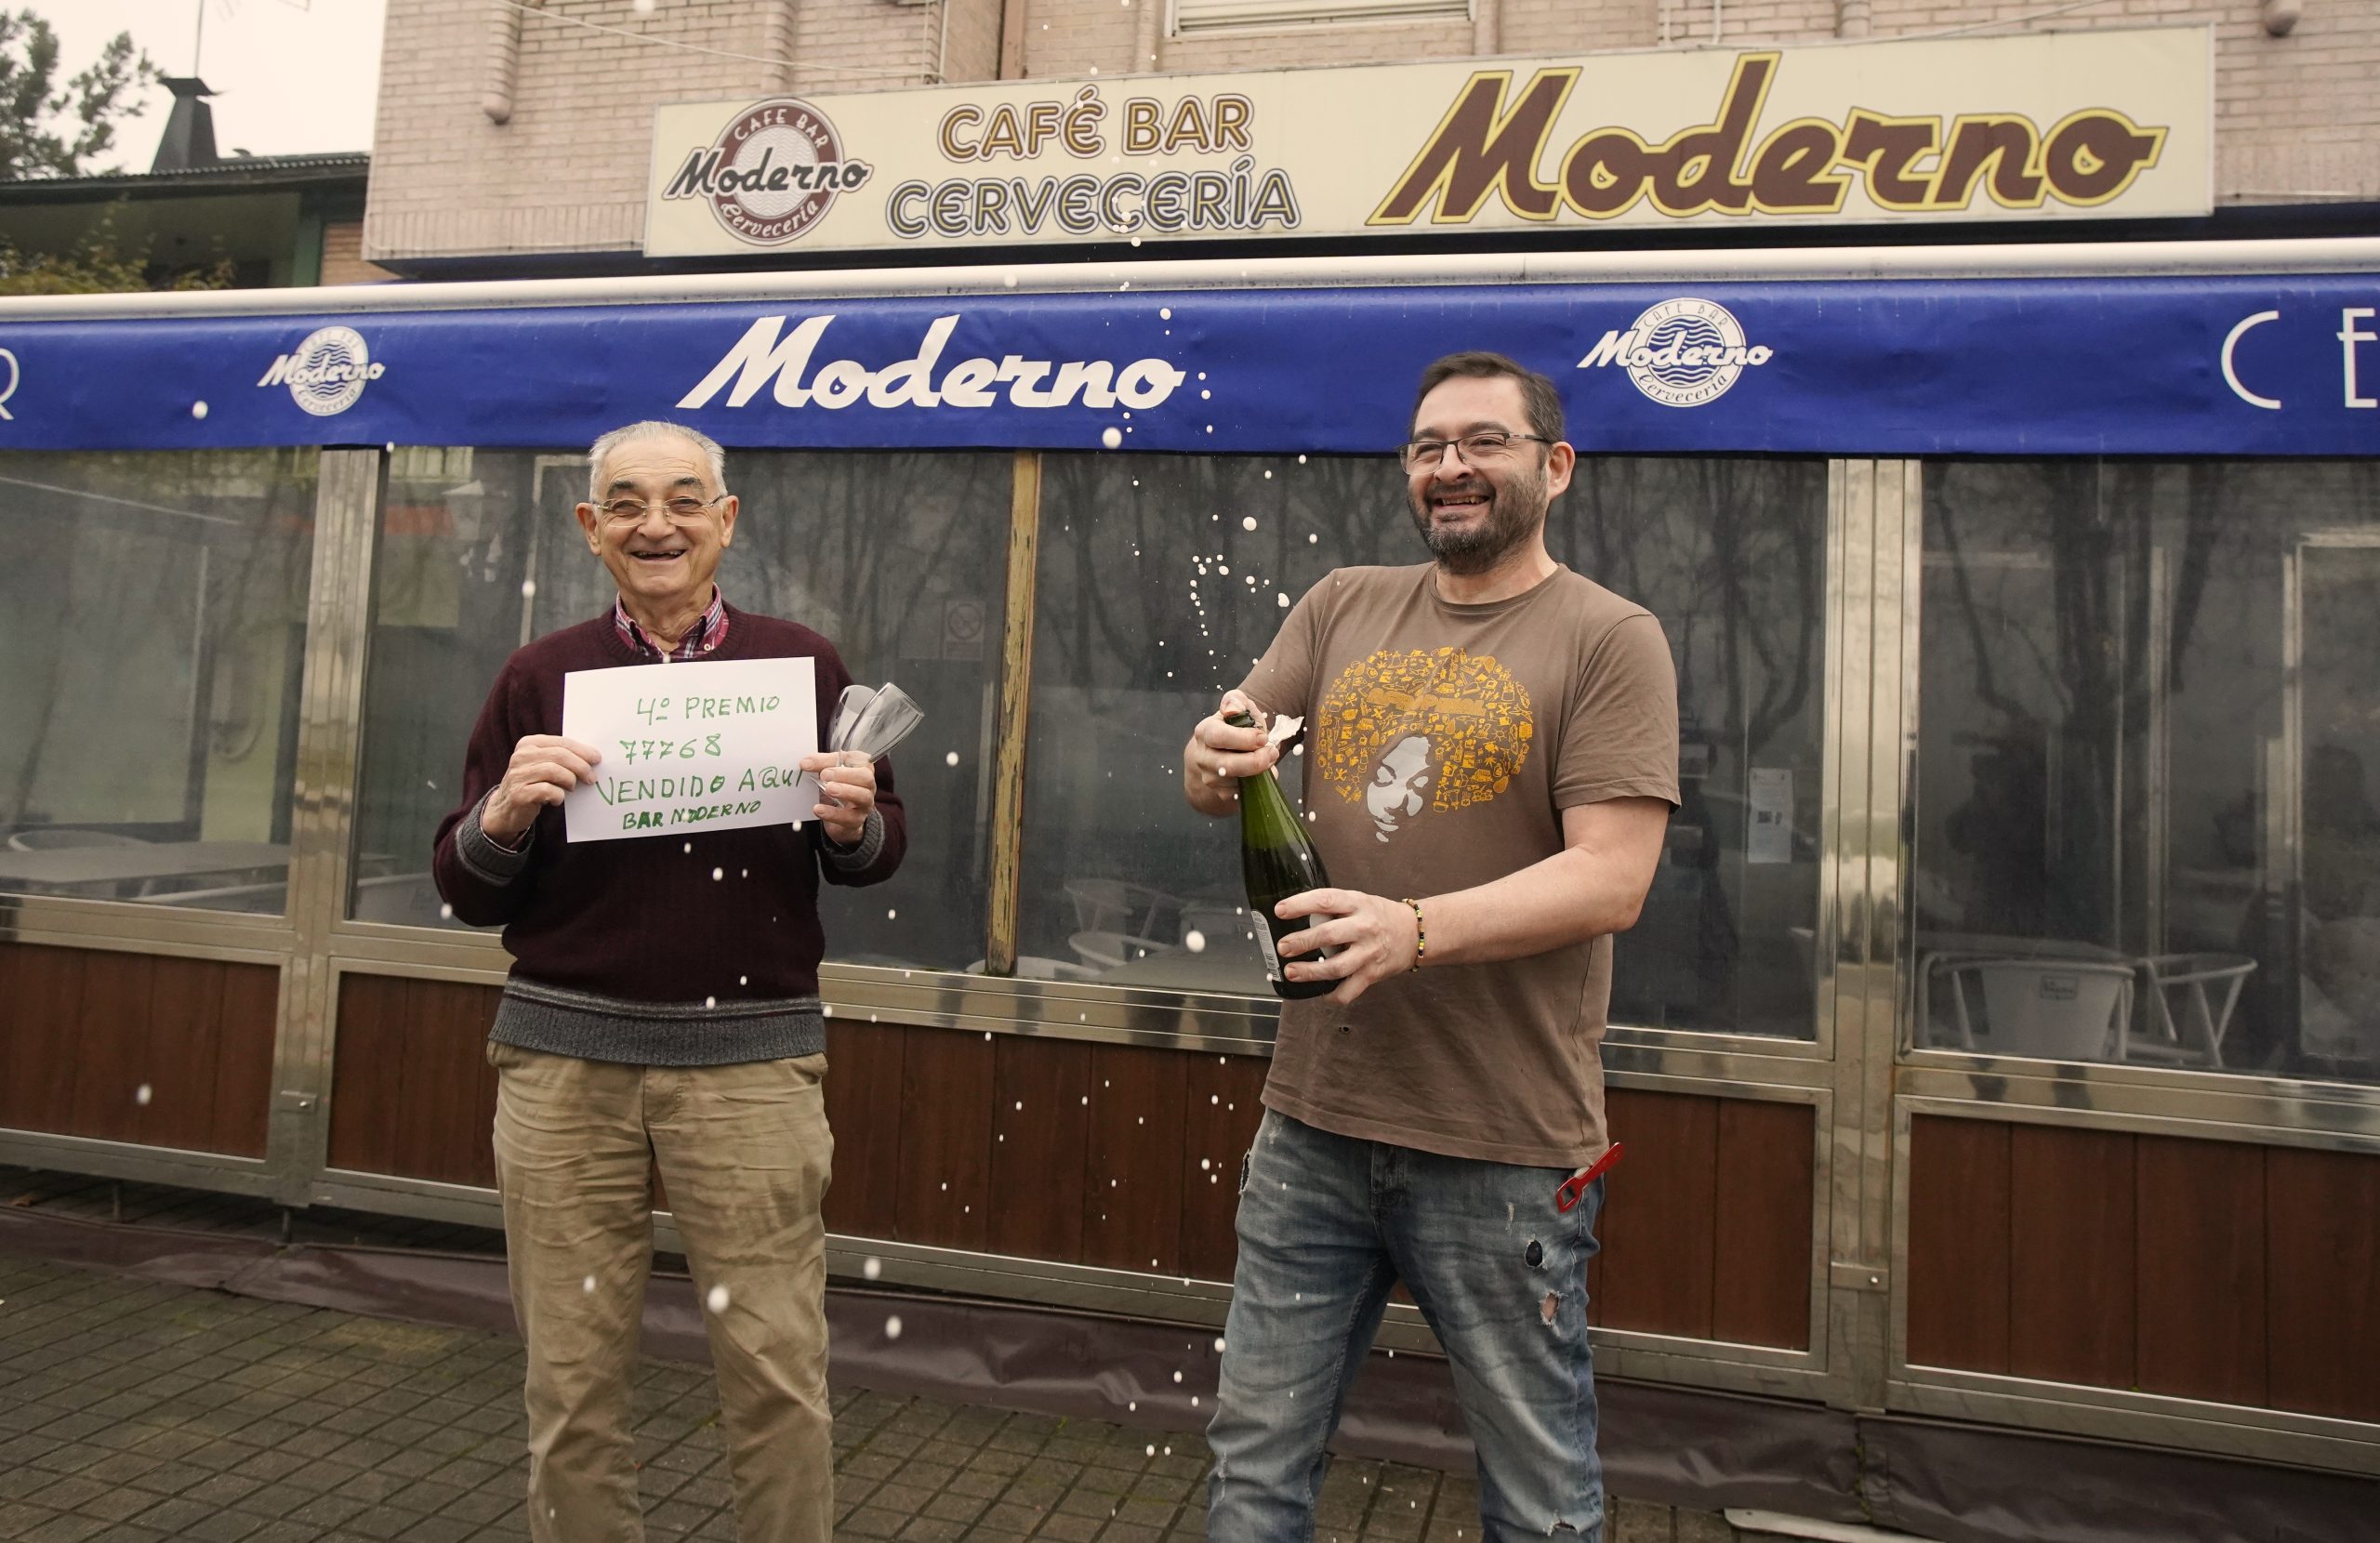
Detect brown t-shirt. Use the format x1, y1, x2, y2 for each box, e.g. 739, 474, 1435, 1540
1239, 562, 1679, 1167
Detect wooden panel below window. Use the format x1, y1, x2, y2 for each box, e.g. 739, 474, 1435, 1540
326, 973, 501, 1187
2006, 1125, 2135, 1389
822, 1018, 907, 1238
2134, 1135, 2267, 1408
1710, 1098, 1818, 1349
1081, 1043, 1188, 1275
1178, 1054, 1267, 1283
0, 941, 277, 1157
2265, 1146, 2380, 1422
1904, 1116, 2380, 1423
892, 1026, 995, 1252
1596, 1089, 1814, 1350
986, 1034, 1091, 1263
1906, 1115, 2013, 1373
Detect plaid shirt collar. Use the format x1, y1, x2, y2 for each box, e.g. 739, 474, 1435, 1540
613, 588, 729, 662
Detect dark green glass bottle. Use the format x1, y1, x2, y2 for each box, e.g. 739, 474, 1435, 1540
1225, 711, 1335, 1001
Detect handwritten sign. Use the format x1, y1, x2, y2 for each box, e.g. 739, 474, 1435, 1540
561, 657, 817, 843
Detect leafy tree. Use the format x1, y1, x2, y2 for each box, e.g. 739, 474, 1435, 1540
0, 8, 157, 181
0, 206, 234, 295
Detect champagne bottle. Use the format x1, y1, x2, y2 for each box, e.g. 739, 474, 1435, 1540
1226, 711, 1336, 1001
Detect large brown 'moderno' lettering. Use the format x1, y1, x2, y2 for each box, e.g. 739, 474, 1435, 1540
1369, 54, 2168, 224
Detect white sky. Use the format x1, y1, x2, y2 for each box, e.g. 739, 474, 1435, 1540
37, 0, 386, 172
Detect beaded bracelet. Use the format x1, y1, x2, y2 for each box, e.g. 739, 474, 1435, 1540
1402, 897, 1425, 971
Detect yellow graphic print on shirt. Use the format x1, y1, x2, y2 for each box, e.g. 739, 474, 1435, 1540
1314, 648, 1534, 842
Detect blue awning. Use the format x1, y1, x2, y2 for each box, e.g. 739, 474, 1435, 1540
3, 257, 2375, 457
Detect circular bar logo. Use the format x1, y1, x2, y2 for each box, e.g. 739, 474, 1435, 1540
665, 99, 872, 247
1584, 298, 1773, 408
269, 326, 383, 416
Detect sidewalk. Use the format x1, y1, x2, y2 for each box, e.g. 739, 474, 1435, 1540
0, 1201, 1748, 1543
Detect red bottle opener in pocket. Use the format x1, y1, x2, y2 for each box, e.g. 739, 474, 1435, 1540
1554, 1141, 1625, 1213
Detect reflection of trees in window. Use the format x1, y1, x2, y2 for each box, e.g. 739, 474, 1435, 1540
1037, 454, 1401, 695
734, 452, 1000, 667
1559, 459, 1823, 767
1, 449, 315, 838
1927, 463, 2254, 947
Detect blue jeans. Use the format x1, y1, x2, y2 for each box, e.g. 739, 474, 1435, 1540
1206, 1111, 1607, 1542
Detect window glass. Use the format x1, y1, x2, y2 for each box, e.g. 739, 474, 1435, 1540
0, 450, 317, 913
1021, 450, 1829, 1042
1550, 460, 1829, 1037
1915, 460, 2380, 1082
353, 447, 1008, 972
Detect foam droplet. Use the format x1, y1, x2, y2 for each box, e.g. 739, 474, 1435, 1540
862, 1257, 882, 1280
191, 401, 208, 419
945, 750, 960, 766
134, 1084, 152, 1107
1184, 929, 1206, 953
520, 578, 536, 599
711, 866, 723, 880
884, 1314, 903, 1339
1241, 516, 1258, 531
1101, 426, 1123, 450
582, 1274, 597, 1294
706, 1285, 730, 1313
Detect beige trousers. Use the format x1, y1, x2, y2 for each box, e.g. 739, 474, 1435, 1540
489, 1042, 835, 1543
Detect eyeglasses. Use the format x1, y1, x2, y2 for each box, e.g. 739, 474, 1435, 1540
594, 493, 727, 524
1398, 431, 1552, 470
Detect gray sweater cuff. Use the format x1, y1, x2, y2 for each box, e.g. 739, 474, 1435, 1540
823, 808, 885, 872
457, 790, 535, 885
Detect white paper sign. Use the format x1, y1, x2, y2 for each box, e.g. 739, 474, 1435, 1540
561, 657, 817, 842
1748, 767, 1793, 865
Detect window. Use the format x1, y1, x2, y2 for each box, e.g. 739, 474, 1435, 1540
1021, 449, 1830, 1041
0, 451, 317, 914
351, 447, 1009, 972
1550, 459, 1829, 1038
1915, 460, 2380, 1082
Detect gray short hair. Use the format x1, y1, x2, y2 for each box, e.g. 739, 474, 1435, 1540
587, 421, 728, 503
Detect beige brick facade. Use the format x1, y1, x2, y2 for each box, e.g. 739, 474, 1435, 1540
320, 219, 397, 285
365, 0, 2376, 264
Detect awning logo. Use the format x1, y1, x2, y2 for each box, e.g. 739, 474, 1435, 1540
1579, 298, 1772, 408
258, 325, 383, 415
662, 98, 872, 247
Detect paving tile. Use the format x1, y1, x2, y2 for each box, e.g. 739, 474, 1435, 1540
16, 1513, 110, 1543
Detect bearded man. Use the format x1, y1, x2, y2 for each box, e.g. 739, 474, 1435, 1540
1181, 351, 1678, 1541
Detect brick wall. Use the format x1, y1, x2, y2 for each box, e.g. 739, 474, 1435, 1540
319, 219, 395, 284
365, 0, 2378, 262
366, 0, 946, 260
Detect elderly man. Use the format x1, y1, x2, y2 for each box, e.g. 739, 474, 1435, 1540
433, 419, 904, 1543
1183, 353, 1676, 1541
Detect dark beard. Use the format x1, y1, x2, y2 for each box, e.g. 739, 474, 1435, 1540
1408, 471, 1547, 576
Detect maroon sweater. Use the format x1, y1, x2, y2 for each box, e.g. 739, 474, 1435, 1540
431, 606, 904, 1063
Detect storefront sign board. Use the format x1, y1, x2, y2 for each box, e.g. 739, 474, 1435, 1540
642, 27, 2212, 257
